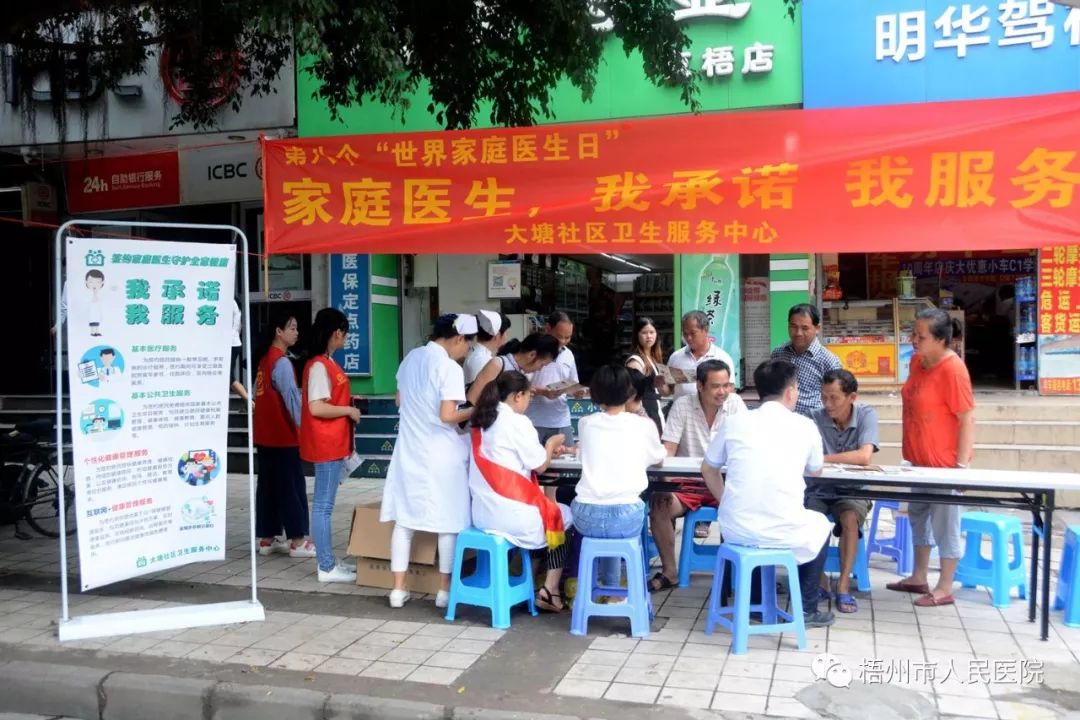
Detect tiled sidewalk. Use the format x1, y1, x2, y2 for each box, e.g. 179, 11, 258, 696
2, 474, 1080, 718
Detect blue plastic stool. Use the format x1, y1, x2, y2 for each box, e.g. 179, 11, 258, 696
445, 528, 537, 630
823, 526, 872, 593
705, 543, 807, 655
678, 506, 720, 588
867, 500, 915, 576
570, 536, 651, 638
1053, 525, 1080, 628
956, 512, 1028, 608
641, 522, 659, 566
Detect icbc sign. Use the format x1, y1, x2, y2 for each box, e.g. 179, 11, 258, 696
180, 143, 262, 205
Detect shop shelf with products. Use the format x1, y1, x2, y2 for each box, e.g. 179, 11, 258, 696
633, 273, 675, 353
1014, 275, 1038, 388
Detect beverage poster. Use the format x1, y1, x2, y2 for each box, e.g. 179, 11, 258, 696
65, 236, 234, 590
679, 254, 741, 386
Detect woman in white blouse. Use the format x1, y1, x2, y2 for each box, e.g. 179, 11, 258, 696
468, 371, 571, 612
572, 364, 667, 587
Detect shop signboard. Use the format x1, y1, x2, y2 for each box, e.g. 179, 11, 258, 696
328, 254, 373, 376
264, 91, 1080, 257
65, 236, 234, 590
1038, 245, 1080, 395
803, 0, 1080, 109
66, 153, 181, 213
868, 250, 1038, 299
298, 0, 802, 137
179, 140, 263, 205
679, 255, 741, 386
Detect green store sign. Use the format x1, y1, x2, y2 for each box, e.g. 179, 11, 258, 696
298, 0, 802, 137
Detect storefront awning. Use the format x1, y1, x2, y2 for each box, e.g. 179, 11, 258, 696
262, 91, 1080, 256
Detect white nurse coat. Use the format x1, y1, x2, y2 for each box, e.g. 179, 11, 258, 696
381, 342, 471, 533
703, 401, 832, 564
469, 403, 573, 549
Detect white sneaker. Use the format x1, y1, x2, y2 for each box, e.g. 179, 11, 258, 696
289, 540, 317, 558
389, 589, 411, 608
257, 537, 289, 556
317, 564, 357, 583
435, 590, 450, 609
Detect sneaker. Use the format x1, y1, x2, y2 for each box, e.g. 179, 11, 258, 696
257, 537, 289, 556
435, 590, 450, 609
289, 540, 316, 558
317, 564, 357, 583
803, 609, 836, 628
389, 589, 411, 608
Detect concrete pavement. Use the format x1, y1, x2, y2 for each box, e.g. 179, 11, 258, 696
1, 475, 1080, 718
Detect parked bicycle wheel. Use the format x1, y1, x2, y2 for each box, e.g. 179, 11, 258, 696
22, 463, 76, 538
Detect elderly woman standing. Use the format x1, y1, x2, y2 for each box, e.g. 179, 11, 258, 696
887, 309, 975, 607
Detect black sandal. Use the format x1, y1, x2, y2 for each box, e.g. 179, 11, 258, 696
649, 572, 677, 592
535, 586, 564, 613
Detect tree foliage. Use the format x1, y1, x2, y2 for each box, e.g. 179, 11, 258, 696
3, 0, 801, 140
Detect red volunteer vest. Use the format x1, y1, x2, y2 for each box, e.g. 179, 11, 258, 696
253, 347, 299, 447
299, 355, 354, 463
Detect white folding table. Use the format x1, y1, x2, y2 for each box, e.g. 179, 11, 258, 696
544, 458, 1080, 640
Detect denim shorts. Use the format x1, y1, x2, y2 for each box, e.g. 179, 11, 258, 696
570, 499, 646, 539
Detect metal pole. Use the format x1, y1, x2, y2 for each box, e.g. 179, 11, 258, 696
235, 228, 259, 605
55, 220, 75, 622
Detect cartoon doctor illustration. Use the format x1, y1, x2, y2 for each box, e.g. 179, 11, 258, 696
97, 348, 123, 384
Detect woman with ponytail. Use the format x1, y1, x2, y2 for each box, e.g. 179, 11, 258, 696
465, 332, 560, 406
469, 371, 572, 612
381, 313, 477, 609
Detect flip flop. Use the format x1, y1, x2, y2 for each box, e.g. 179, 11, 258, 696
885, 580, 930, 594
913, 593, 955, 607
835, 592, 858, 613
649, 572, 677, 592
535, 586, 564, 613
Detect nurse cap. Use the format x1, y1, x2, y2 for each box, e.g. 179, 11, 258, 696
477, 309, 501, 337
453, 313, 479, 336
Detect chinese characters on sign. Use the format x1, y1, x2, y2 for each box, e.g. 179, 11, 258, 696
877, 2, 1078, 63
328, 254, 372, 376
264, 93, 1080, 255
66, 236, 234, 590
814, 653, 1045, 689
1038, 245, 1080, 395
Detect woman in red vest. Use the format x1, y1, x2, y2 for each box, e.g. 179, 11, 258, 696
254, 311, 315, 557
301, 308, 361, 583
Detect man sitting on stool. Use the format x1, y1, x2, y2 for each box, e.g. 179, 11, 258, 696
647, 360, 745, 591
701, 359, 836, 628
808, 368, 880, 614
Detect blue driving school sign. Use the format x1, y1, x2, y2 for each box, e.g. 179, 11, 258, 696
328, 254, 372, 376
803, 0, 1080, 108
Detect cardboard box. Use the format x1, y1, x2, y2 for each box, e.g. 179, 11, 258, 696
347, 502, 442, 593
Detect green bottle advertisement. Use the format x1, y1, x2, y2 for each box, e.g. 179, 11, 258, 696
679, 255, 741, 386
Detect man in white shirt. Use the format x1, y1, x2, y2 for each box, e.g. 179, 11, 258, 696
701, 359, 836, 628
527, 312, 580, 446
667, 311, 737, 400
647, 359, 745, 591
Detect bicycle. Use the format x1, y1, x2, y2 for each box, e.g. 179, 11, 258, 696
1, 419, 76, 539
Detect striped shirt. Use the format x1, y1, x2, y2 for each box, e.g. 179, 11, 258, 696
770, 338, 841, 418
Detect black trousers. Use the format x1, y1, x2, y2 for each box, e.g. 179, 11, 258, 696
255, 445, 309, 539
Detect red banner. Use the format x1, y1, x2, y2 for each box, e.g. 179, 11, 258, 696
67, 152, 180, 213
263, 92, 1080, 256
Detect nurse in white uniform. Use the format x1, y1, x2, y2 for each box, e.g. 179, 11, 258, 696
469, 370, 572, 612
463, 310, 509, 388
381, 313, 476, 609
